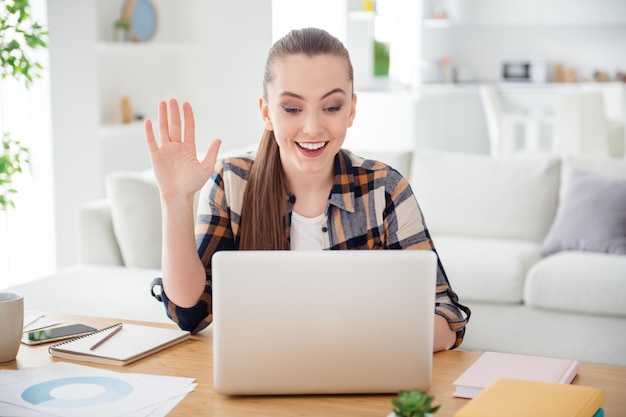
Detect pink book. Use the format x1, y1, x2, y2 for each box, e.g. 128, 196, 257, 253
452, 351, 580, 398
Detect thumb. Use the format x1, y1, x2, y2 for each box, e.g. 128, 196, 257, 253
201, 138, 222, 172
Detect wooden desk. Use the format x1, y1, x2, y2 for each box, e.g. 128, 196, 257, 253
4, 315, 626, 416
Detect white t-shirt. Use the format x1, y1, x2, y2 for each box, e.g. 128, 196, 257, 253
290, 211, 326, 250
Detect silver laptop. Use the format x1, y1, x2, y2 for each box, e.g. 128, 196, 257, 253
211, 250, 437, 395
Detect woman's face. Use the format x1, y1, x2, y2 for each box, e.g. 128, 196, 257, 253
260, 54, 356, 180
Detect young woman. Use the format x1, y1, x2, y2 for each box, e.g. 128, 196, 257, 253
144, 27, 470, 352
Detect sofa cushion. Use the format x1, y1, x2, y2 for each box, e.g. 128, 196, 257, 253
565, 155, 626, 181
541, 168, 626, 256
525, 251, 626, 318
78, 199, 124, 265
105, 170, 162, 269
350, 149, 413, 179
433, 235, 542, 304
410, 150, 561, 242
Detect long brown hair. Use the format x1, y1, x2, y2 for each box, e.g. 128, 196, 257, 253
238, 28, 354, 250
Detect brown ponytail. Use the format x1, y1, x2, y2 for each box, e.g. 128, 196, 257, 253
239, 130, 289, 250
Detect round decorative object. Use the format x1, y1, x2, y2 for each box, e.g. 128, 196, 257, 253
123, 0, 157, 42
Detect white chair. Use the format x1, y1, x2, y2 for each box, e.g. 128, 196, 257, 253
552, 91, 610, 158
479, 84, 553, 157
581, 82, 625, 158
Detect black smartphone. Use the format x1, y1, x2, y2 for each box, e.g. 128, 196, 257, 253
21, 324, 97, 345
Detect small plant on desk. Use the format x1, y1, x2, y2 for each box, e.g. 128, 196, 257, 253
390, 389, 440, 417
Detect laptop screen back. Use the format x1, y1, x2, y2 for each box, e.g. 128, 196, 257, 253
211, 250, 437, 395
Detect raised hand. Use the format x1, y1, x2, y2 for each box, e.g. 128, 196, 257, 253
144, 98, 221, 201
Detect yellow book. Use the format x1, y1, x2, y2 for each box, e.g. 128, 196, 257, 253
454, 377, 604, 417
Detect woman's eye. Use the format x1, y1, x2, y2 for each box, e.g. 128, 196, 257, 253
325, 106, 342, 113
282, 106, 301, 114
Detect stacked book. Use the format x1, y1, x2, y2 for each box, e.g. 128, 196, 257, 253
452, 351, 604, 417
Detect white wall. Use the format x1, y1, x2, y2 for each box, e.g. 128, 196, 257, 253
183, 1, 272, 154
48, 0, 101, 270
272, 0, 348, 42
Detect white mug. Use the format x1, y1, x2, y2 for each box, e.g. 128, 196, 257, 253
0, 292, 24, 362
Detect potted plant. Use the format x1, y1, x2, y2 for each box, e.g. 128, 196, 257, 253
113, 18, 132, 42
389, 389, 440, 417
0, 0, 48, 211
374, 39, 390, 77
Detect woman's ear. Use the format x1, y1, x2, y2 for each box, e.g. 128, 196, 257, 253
347, 93, 357, 128
259, 97, 274, 131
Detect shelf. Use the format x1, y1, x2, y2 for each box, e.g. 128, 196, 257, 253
348, 11, 376, 21
99, 122, 145, 136
422, 20, 626, 29
96, 41, 198, 53
423, 18, 452, 29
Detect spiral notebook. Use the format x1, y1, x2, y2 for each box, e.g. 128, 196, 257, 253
48, 323, 190, 366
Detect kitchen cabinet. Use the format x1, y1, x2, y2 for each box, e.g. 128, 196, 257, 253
419, 0, 626, 84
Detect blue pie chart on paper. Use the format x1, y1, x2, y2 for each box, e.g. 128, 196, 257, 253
21, 377, 133, 407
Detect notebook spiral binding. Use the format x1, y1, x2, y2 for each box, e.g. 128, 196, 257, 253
47, 323, 122, 354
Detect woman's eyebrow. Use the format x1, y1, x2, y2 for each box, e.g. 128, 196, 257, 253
279, 91, 305, 100
279, 88, 347, 101
321, 88, 347, 99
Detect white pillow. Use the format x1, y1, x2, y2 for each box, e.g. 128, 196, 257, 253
563, 156, 626, 183
349, 148, 413, 179
409, 150, 561, 242
105, 171, 162, 269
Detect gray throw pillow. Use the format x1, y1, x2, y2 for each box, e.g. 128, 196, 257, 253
541, 168, 626, 256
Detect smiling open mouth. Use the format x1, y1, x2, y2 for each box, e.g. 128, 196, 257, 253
297, 141, 328, 150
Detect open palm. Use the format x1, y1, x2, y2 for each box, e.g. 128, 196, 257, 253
144, 99, 221, 201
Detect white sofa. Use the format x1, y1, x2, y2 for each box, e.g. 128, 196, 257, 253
406, 151, 626, 367
8, 149, 626, 366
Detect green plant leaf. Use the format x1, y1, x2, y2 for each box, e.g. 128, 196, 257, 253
391, 389, 440, 417
1, 0, 49, 88
0, 133, 31, 211
0, 0, 45, 210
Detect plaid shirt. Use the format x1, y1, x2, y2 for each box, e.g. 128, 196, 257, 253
159, 149, 470, 348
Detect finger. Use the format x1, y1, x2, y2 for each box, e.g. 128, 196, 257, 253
201, 138, 222, 172
157, 101, 169, 143
168, 98, 182, 142
144, 119, 159, 153
182, 102, 195, 146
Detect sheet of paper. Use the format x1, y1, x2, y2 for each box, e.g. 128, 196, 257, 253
23, 311, 45, 328
23, 317, 62, 333
0, 363, 196, 417
23, 311, 61, 332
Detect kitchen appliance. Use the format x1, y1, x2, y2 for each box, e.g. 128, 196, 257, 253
502, 58, 548, 83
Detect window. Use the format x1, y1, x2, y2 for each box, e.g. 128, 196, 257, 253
271, 0, 423, 89
0, 0, 55, 289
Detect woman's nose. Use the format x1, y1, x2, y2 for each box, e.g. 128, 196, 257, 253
302, 112, 323, 136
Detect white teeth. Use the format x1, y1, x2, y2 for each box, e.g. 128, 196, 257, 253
297, 142, 326, 150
